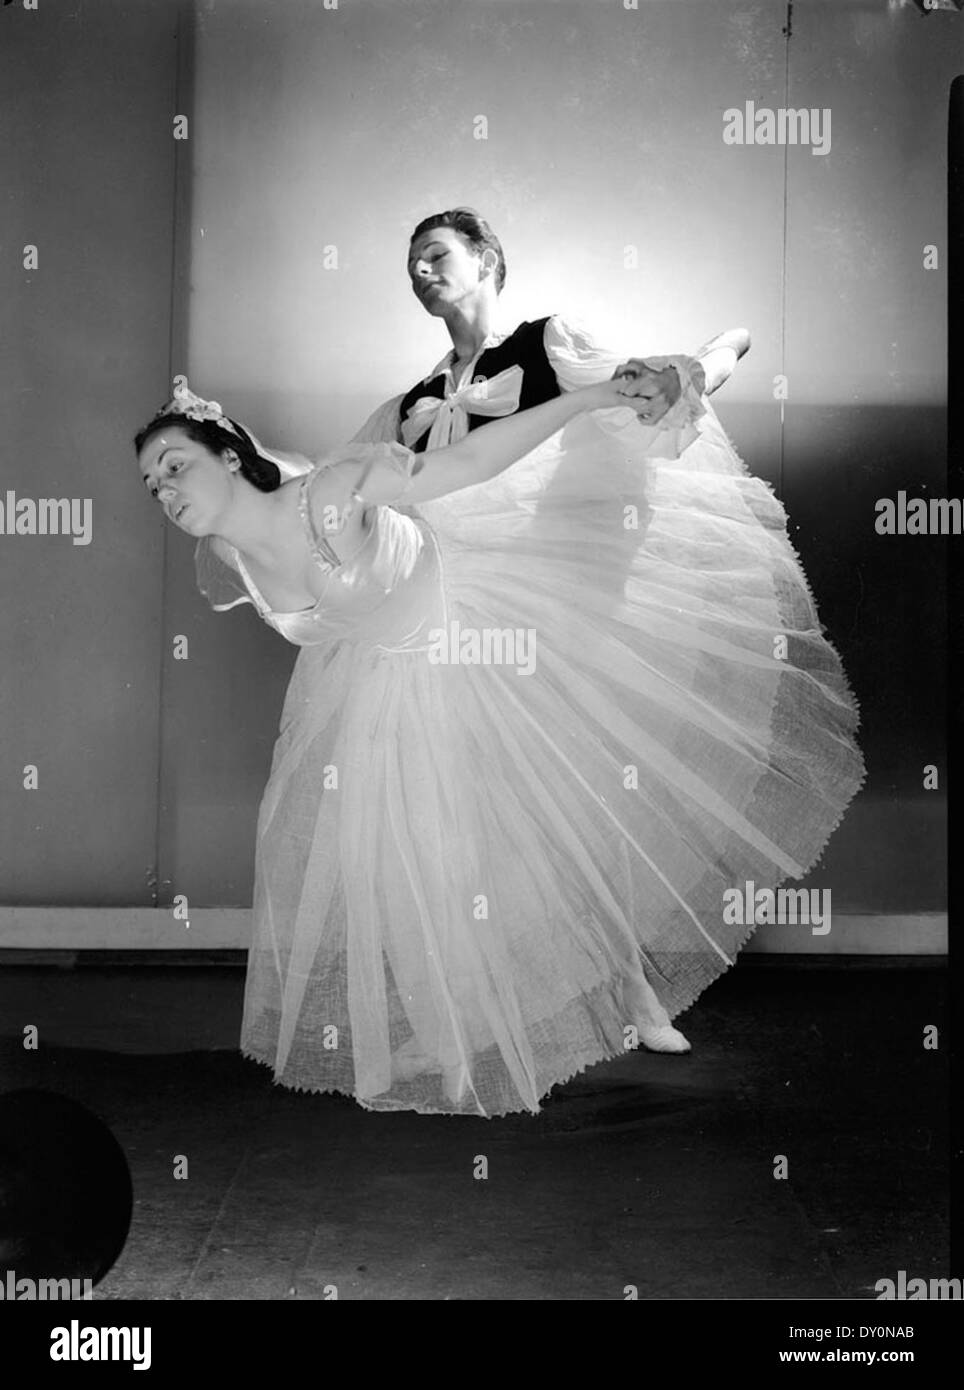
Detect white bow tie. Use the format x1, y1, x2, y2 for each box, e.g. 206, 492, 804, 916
400, 363, 524, 450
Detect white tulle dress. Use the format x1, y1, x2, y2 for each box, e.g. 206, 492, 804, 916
194, 366, 865, 1117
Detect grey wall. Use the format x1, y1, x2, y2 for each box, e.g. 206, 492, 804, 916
1, 0, 182, 905
1, 0, 952, 937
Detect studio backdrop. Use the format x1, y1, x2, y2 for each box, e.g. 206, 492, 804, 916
0, 0, 951, 953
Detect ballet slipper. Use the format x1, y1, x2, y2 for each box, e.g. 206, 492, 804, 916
637, 1023, 692, 1054
622, 966, 692, 1054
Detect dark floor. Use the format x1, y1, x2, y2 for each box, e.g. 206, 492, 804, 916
0, 960, 948, 1301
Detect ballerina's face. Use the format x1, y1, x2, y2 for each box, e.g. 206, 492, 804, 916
138, 426, 235, 535
407, 227, 494, 316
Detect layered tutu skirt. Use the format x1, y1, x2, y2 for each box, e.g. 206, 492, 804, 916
238, 399, 865, 1116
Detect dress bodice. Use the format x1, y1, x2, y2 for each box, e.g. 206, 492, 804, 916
230, 465, 444, 650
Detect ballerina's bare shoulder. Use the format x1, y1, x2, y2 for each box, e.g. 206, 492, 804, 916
209, 473, 368, 611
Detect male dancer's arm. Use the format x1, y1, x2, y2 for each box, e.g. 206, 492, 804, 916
347, 327, 750, 446
544, 318, 750, 419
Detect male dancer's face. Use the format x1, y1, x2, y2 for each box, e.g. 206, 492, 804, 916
407, 226, 491, 318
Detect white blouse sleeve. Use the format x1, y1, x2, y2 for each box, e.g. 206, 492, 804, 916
546, 317, 707, 460
543, 316, 627, 391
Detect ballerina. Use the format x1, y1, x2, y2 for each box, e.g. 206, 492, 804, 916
135, 362, 864, 1118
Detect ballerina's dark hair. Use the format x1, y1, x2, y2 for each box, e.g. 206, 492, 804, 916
409, 207, 507, 293
133, 414, 282, 493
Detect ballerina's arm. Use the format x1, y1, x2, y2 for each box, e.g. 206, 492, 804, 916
317, 378, 653, 511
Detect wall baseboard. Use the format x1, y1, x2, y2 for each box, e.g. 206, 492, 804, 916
742, 912, 946, 954
0, 908, 947, 954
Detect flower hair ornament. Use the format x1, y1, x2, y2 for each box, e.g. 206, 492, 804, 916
142, 380, 242, 438
141, 380, 312, 482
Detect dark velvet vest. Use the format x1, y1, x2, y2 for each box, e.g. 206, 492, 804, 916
398, 317, 560, 452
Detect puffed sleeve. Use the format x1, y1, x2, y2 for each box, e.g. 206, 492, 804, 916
544, 315, 627, 390
193, 534, 256, 612
314, 439, 419, 516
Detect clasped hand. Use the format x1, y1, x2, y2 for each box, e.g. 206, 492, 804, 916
606, 356, 706, 425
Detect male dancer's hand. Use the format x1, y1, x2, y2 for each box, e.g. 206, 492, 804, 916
610, 358, 705, 425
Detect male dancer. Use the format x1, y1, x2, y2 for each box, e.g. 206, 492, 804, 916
352, 206, 749, 453
353, 208, 751, 1054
